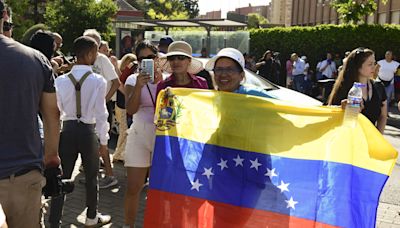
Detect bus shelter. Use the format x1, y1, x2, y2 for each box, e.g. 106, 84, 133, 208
113, 19, 247, 57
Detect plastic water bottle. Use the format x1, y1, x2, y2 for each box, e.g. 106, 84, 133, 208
343, 82, 364, 128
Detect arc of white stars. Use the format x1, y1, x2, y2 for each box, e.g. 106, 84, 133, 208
202, 167, 214, 180
277, 180, 290, 193
233, 154, 244, 167
191, 179, 203, 192
285, 197, 298, 210
265, 168, 278, 179
249, 158, 262, 171
217, 158, 228, 171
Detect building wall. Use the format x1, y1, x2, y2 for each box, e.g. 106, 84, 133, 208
199, 10, 222, 19
289, 0, 400, 26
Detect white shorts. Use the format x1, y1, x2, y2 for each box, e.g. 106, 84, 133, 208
124, 120, 156, 168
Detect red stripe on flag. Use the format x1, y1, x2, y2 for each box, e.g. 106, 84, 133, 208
144, 189, 338, 228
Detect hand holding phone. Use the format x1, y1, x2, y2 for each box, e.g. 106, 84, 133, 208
140, 59, 154, 83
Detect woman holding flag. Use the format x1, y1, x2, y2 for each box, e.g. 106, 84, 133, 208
328, 48, 387, 133
205, 47, 274, 98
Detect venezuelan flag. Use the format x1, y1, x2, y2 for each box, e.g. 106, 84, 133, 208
144, 88, 397, 228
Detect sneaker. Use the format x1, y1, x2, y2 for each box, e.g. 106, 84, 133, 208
79, 164, 84, 172
99, 176, 118, 189
85, 213, 111, 227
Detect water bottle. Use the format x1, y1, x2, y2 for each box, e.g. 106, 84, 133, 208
343, 82, 364, 128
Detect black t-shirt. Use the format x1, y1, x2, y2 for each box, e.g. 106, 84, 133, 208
362, 80, 387, 124
0, 35, 56, 178
258, 59, 273, 80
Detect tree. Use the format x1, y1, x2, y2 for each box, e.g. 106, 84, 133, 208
180, 0, 199, 19
44, 0, 117, 53
331, 0, 387, 24
247, 13, 268, 29
6, 0, 37, 41
146, 0, 188, 20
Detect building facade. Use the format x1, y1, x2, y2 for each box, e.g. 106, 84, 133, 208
198, 10, 222, 19
234, 4, 271, 21
288, 0, 400, 26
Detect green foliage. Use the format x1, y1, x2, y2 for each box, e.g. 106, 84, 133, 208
247, 13, 268, 29
181, 0, 199, 19
6, 0, 36, 41
250, 24, 400, 69
146, 0, 188, 19
21, 23, 48, 45
44, 0, 117, 53
331, 0, 387, 24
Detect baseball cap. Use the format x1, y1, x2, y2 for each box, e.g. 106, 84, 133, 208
205, 48, 245, 71
159, 36, 174, 46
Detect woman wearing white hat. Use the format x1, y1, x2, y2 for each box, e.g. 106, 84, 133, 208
157, 41, 208, 95
205, 48, 274, 98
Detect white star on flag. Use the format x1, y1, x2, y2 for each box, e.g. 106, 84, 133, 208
277, 180, 290, 193
217, 158, 228, 171
233, 154, 244, 167
202, 167, 214, 180
265, 168, 278, 179
249, 158, 262, 171
191, 179, 203, 192
285, 197, 298, 209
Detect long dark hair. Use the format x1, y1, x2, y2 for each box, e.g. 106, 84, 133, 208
328, 48, 374, 105
135, 40, 158, 57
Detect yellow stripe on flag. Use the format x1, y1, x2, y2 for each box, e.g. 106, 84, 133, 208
155, 88, 397, 176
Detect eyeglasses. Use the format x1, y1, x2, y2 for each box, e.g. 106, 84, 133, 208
213, 67, 242, 75
167, 55, 188, 61
138, 54, 157, 62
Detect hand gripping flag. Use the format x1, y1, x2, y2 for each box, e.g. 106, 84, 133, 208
144, 88, 397, 228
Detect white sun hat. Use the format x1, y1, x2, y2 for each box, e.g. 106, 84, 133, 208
205, 48, 245, 71
159, 41, 204, 74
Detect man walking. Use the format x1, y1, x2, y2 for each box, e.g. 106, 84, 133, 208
376, 50, 399, 109
0, 1, 60, 227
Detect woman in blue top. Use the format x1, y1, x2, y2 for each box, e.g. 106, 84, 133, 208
205, 48, 272, 97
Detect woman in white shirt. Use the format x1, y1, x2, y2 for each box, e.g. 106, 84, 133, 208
123, 40, 163, 227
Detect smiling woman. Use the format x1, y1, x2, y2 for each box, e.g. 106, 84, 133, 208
205, 48, 275, 98
157, 41, 208, 96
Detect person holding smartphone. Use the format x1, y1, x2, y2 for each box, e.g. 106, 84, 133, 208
123, 40, 163, 227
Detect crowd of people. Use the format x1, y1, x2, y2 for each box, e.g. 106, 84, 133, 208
0, 0, 399, 227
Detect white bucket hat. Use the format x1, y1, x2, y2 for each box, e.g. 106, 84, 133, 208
159, 41, 204, 74
205, 48, 245, 71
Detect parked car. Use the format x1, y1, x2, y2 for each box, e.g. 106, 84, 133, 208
196, 58, 322, 107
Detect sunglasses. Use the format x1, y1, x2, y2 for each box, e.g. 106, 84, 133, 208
138, 54, 157, 62
167, 55, 188, 61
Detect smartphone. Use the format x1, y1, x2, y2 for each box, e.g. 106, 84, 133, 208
140, 59, 154, 83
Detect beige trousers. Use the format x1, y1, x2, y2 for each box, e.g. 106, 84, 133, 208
0, 170, 45, 228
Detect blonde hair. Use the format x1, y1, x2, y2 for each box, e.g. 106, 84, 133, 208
119, 53, 137, 71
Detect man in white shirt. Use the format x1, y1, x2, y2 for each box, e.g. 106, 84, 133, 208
83, 29, 119, 188
291, 53, 306, 93
376, 50, 400, 107
319, 53, 337, 79
49, 36, 111, 227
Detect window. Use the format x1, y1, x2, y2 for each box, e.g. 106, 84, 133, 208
367, 15, 374, 24
378, 13, 386, 24
391, 11, 400, 24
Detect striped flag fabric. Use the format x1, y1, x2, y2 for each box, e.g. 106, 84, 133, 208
144, 88, 397, 228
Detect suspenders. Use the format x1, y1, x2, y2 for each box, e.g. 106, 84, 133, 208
67, 71, 92, 120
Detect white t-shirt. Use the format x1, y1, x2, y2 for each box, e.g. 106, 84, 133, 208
125, 73, 158, 124
319, 59, 337, 78
92, 53, 119, 101
377, 59, 400, 82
